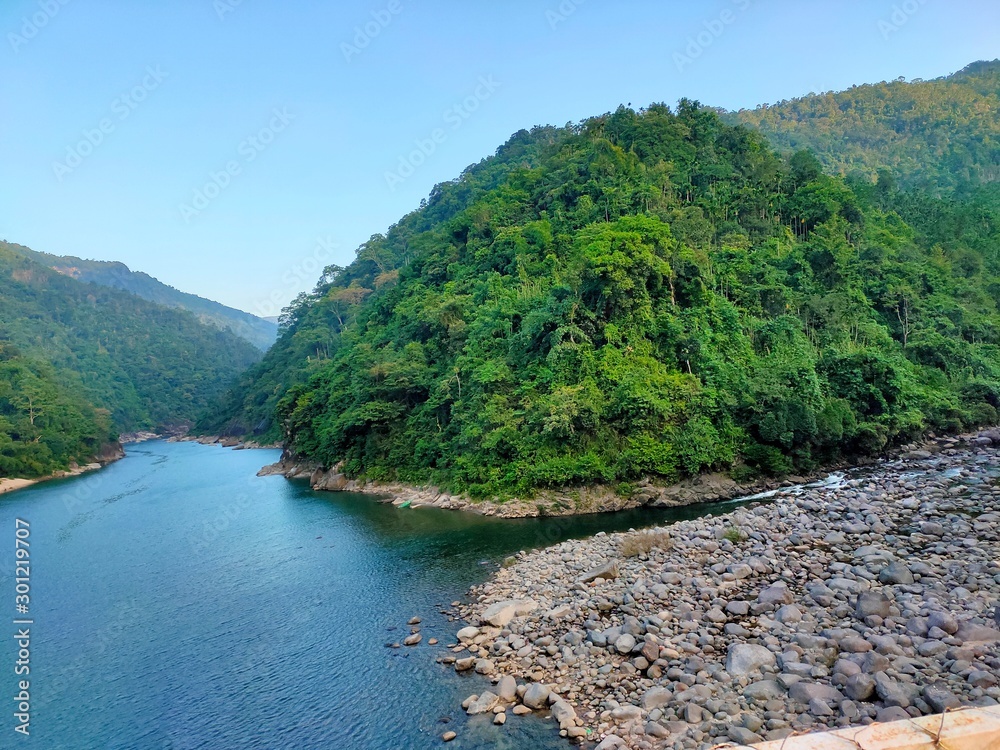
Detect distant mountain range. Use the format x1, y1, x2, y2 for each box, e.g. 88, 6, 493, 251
0, 242, 264, 477
5, 243, 278, 351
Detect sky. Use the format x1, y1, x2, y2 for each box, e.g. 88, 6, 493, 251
1, 0, 998, 316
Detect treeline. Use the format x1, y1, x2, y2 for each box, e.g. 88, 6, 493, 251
203, 100, 999, 500
730, 60, 1000, 194
0, 244, 263, 477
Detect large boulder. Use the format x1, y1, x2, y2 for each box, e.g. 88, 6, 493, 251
726, 644, 776, 676
757, 584, 794, 607
481, 599, 537, 628
522, 682, 551, 710
855, 591, 891, 619
580, 560, 619, 583
550, 700, 576, 729
788, 682, 845, 705
466, 691, 499, 715
640, 687, 672, 711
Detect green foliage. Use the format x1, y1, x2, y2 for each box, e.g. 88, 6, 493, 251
0, 342, 115, 478
3, 243, 277, 350
0, 245, 262, 476
731, 60, 1000, 194
205, 97, 1000, 499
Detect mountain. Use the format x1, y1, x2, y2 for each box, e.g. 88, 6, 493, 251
728, 60, 1000, 195
5, 243, 278, 351
0, 243, 263, 477
201, 97, 1000, 502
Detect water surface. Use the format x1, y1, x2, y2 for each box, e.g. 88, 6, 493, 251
0, 440, 749, 749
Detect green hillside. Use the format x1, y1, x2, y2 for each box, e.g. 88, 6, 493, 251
202, 100, 1000, 501
729, 60, 1000, 194
6, 243, 278, 351
0, 244, 263, 476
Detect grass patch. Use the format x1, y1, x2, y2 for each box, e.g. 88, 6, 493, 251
620, 528, 673, 557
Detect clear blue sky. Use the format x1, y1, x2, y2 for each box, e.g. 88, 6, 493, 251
2, 0, 997, 315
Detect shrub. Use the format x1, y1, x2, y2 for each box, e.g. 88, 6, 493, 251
620, 528, 672, 557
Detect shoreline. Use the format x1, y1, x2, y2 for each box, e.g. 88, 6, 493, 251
439, 432, 1000, 749
255, 428, 1000, 519
0, 442, 125, 496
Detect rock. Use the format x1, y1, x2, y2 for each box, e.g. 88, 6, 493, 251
923, 684, 961, 713
466, 691, 499, 715
955, 622, 1000, 644
744, 680, 785, 702
442, 730, 457, 741
407, 616, 421, 625
610, 705, 642, 722
497, 675, 517, 701
456, 626, 479, 642
874, 673, 916, 708
580, 560, 619, 583
551, 700, 576, 729
482, 599, 537, 627
727, 644, 776, 676
403, 633, 422, 646
493, 712, 506, 725
640, 687, 672, 710
728, 726, 763, 745
928, 611, 959, 635
522, 683, 551, 710
878, 562, 914, 585
475, 658, 495, 675
545, 605, 572, 620
512, 704, 532, 715
876, 706, 911, 722
614, 634, 637, 655
454, 657, 475, 672
855, 591, 891, 619
844, 673, 876, 701
757, 584, 793, 606
788, 682, 845, 705
595, 736, 626, 750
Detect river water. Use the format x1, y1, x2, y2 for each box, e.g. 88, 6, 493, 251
0, 440, 753, 749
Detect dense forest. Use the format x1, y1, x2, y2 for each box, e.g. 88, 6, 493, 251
6, 243, 278, 351
0, 244, 262, 477
203, 87, 1000, 501
730, 60, 1000, 195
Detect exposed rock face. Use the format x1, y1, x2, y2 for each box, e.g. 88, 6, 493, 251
446, 434, 1000, 749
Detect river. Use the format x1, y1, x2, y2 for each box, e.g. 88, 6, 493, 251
0, 440, 755, 749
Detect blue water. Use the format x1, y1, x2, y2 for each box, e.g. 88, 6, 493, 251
0, 441, 743, 749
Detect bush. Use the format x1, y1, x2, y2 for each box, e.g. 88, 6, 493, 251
620, 528, 672, 557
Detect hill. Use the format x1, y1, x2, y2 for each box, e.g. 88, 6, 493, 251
729, 60, 1000, 194
5, 243, 278, 351
0, 244, 263, 477
201, 100, 1000, 502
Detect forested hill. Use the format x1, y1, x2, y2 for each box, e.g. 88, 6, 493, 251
202, 97, 1000, 502
729, 60, 1000, 194
4, 243, 278, 351
0, 244, 262, 478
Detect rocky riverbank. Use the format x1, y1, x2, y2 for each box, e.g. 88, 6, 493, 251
444, 429, 1000, 749
0, 441, 125, 495
257, 433, 997, 519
